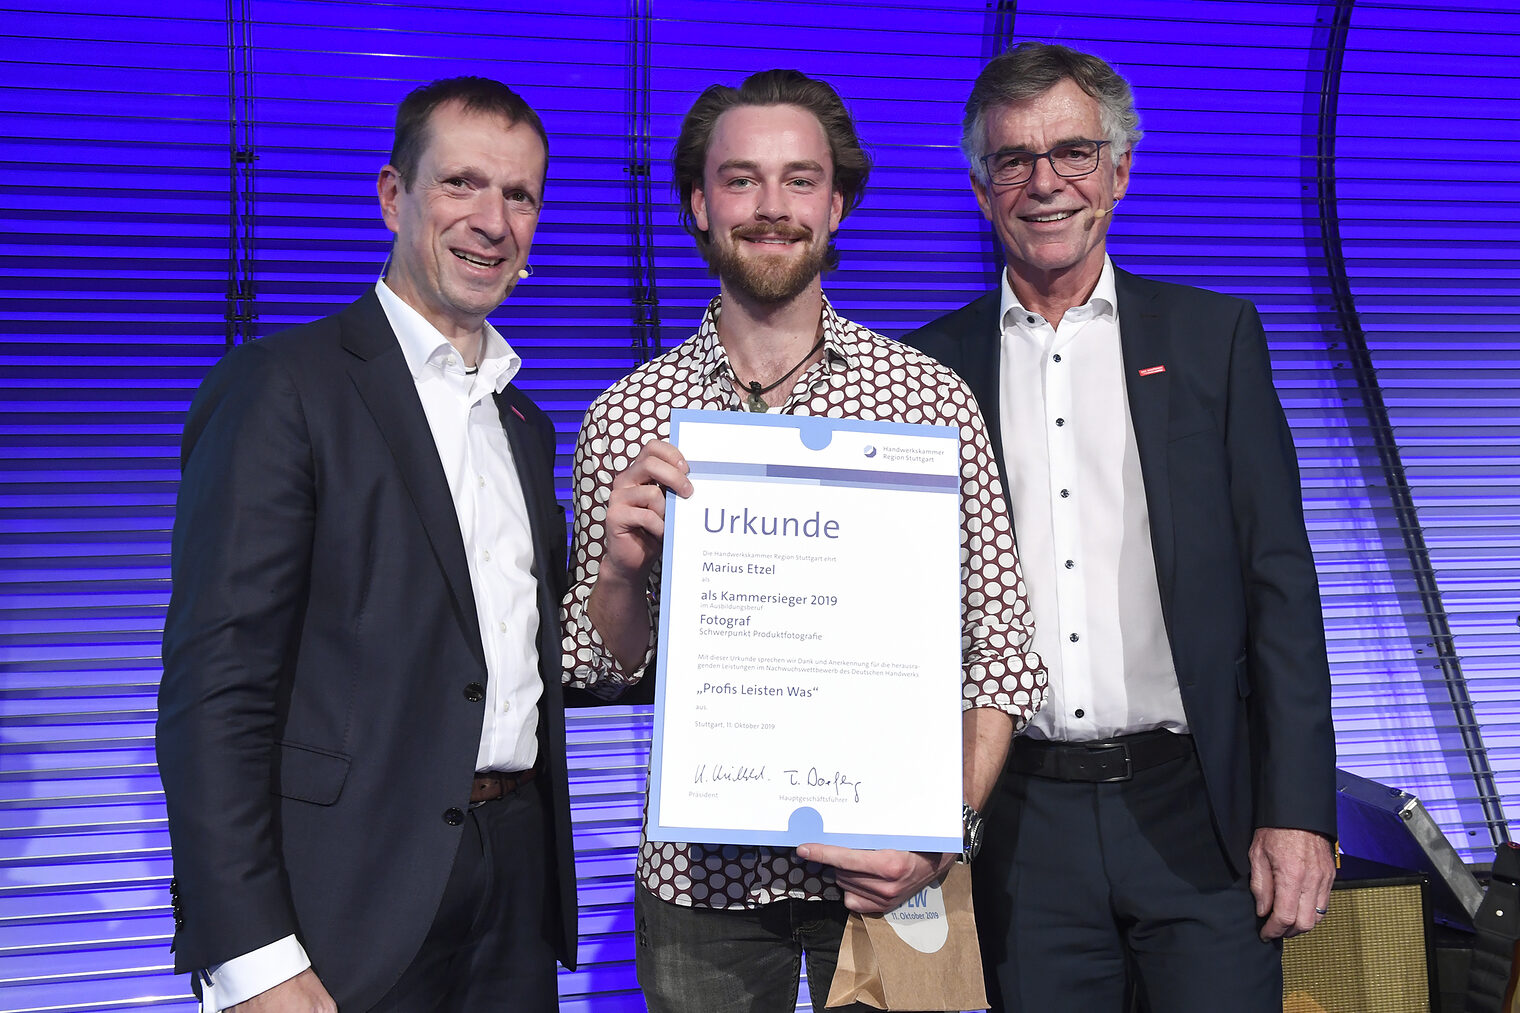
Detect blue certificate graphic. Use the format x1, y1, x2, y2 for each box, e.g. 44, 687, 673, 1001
647, 410, 963, 851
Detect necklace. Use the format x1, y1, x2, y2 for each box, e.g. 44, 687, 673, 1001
733, 334, 826, 412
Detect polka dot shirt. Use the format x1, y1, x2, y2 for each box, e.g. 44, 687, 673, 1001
562, 295, 1045, 908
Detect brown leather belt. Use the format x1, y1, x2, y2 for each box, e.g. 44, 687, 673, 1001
1010, 731, 1193, 783
470, 767, 537, 803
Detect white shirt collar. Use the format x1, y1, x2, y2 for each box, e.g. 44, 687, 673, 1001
374, 280, 521, 394
998, 255, 1118, 331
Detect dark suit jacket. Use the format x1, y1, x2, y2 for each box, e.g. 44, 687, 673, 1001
904, 266, 1336, 870
157, 291, 576, 1010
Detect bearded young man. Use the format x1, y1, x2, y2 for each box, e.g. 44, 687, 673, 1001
560, 69, 1046, 1013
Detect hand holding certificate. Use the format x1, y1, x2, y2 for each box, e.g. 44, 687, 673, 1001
647, 410, 965, 853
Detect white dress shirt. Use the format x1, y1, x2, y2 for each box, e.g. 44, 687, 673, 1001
379, 280, 543, 774
999, 257, 1189, 742
200, 280, 543, 1009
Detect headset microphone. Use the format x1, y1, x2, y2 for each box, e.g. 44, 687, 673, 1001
1091, 196, 1123, 219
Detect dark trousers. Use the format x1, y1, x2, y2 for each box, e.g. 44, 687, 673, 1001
369, 779, 559, 1013
975, 749, 1281, 1013
634, 882, 883, 1013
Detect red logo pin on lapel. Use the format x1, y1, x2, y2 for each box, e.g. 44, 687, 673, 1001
1138, 365, 1166, 377
509, 404, 526, 421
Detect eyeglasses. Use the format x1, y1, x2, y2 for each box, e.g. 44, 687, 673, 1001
980, 140, 1112, 187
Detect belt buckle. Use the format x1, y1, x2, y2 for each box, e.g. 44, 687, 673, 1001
1095, 743, 1133, 783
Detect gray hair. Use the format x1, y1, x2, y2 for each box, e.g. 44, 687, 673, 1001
962, 42, 1143, 181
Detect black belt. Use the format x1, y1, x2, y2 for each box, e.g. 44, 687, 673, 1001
1009, 731, 1193, 783
470, 767, 537, 803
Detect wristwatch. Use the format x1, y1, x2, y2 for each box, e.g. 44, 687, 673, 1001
962, 802, 985, 862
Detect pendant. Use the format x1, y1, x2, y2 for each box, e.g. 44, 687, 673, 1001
745, 382, 768, 413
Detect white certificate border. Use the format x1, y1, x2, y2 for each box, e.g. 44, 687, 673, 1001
647, 409, 962, 852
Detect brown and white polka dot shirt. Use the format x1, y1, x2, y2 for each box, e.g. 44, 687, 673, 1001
562, 295, 1045, 909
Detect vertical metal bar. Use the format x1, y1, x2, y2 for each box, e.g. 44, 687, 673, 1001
225, 0, 257, 347
1310, 0, 1508, 845
225, 8, 236, 346
988, 0, 1017, 59
626, 0, 661, 365
980, 1, 1017, 283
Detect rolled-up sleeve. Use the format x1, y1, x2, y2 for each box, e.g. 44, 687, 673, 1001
560, 392, 658, 698
934, 368, 1046, 726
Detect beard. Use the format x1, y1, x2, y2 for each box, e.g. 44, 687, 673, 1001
706, 225, 830, 305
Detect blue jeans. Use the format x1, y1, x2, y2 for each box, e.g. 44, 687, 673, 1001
635, 882, 882, 1013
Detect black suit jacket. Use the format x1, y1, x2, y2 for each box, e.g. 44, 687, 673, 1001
904, 266, 1335, 869
157, 292, 576, 1009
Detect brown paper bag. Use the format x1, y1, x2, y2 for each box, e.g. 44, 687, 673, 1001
825, 861, 989, 1011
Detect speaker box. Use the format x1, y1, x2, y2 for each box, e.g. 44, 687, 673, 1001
1283, 857, 1437, 1013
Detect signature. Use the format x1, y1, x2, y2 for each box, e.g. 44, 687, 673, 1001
692, 762, 767, 785
783, 767, 863, 803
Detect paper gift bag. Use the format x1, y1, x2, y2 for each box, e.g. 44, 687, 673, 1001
825, 861, 988, 1011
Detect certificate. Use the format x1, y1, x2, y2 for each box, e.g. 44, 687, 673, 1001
647, 409, 963, 851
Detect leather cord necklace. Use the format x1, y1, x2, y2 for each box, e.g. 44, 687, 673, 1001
732, 334, 825, 413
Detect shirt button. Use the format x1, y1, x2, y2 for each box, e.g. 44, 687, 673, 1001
1064, 560, 1075, 569
478, 476, 486, 488
1074, 708, 1085, 718
1060, 489, 1070, 498
1069, 632, 1080, 642
482, 550, 491, 562
1026, 314, 1037, 325
446, 356, 457, 366
464, 683, 485, 702
1055, 418, 1065, 427
443, 808, 465, 826
1052, 353, 1062, 363
501, 700, 511, 714
498, 621, 507, 633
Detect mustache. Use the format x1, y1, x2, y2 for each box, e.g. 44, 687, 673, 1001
730, 224, 813, 242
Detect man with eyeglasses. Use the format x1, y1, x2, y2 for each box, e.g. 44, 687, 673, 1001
906, 42, 1337, 1012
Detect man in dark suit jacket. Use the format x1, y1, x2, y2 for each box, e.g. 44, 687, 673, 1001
904, 43, 1336, 1012
157, 77, 575, 1012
